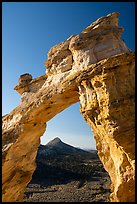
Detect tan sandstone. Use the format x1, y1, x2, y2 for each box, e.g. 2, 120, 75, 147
2, 12, 135, 202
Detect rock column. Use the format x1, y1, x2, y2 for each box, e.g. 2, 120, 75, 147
78, 57, 135, 202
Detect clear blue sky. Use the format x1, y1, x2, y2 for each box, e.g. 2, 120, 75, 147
2, 2, 135, 150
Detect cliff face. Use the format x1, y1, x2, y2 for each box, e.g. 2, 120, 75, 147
2, 12, 135, 202
78, 54, 135, 202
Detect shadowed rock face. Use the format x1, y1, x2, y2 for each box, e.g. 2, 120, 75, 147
2, 12, 135, 202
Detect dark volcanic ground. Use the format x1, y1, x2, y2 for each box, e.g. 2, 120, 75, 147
23, 139, 111, 202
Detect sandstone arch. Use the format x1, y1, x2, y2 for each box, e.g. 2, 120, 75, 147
2, 12, 135, 202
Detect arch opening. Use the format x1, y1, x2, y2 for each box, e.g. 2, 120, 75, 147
23, 102, 111, 202
41, 102, 96, 150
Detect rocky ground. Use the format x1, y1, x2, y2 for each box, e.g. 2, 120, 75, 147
23, 149, 111, 202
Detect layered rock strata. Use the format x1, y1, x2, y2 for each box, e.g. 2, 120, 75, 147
2, 12, 135, 202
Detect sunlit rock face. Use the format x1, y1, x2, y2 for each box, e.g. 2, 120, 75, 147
46, 12, 130, 75
78, 53, 135, 202
2, 12, 134, 202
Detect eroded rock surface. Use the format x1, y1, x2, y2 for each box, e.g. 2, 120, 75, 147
78, 54, 135, 202
2, 12, 135, 202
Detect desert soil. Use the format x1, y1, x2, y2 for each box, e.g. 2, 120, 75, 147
23, 157, 111, 202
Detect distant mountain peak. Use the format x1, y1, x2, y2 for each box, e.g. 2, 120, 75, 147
54, 137, 62, 141
46, 137, 62, 146
38, 137, 98, 160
